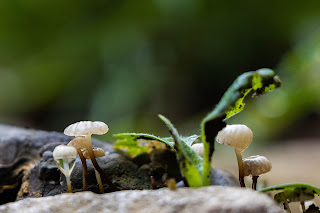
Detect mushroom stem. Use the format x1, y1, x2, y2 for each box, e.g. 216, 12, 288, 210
252, 176, 259, 190
95, 169, 104, 194
283, 200, 291, 213
77, 149, 88, 191
235, 148, 245, 187
63, 156, 72, 193
85, 136, 118, 192
151, 176, 157, 190
300, 201, 305, 213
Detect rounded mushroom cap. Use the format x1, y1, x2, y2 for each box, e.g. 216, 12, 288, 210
216, 124, 253, 153
68, 137, 87, 150
191, 143, 204, 158
53, 145, 77, 159
83, 147, 105, 159
64, 121, 109, 136
243, 155, 272, 176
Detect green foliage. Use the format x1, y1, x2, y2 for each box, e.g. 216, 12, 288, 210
114, 69, 281, 187
158, 115, 203, 187
259, 183, 320, 195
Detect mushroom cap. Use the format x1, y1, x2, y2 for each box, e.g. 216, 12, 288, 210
64, 121, 109, 136
83, 147, 105, 159
68, 137, 87, 150
216, 124, 253, 153
53, 145, 77, 159
191, 143, 204, 158
243, 155, 272, 176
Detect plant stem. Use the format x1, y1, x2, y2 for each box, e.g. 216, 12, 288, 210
235, 148, 245, 187
283, 200, 291, 213
300, 201, 305, 213
85, 136, 118, 192
252, 176, 258, 190
63, 156, 72, 193
95, 169, 104, 194
77, 149, 87, 191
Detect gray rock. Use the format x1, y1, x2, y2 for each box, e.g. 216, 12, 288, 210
0, 124, 240, 205
0, 186, 283, 213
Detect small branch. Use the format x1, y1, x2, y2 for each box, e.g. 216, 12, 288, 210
151, 176, 157, 190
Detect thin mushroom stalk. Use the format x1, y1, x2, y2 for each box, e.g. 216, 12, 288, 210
77, 150, 88, 191
68, 137, 88, 191
84, 136, 117, 192
235, 149, 245, 187
83, 147, 110, 194
252, 176, 259, 190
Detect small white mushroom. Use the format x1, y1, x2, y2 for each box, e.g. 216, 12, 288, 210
68, 137, 88, 191
216, 124, 253, 187
64, 121, 117, 192
53, 145, 77, 193
243, 155, 272, 190
191, 143, 204, 158
83, 148, 106, 194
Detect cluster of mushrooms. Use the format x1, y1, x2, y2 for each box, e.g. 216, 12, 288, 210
216, 124, 272, 189
53, 121, 117, 193
192, 124, 272, 189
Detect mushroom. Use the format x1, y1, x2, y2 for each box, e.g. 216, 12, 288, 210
53, 145, 77, 193
243, 155, 272, 190
64, 121, 118, 192
68, 137, 88, 191
83, 147, 106, 194
216, 124, 253, 187
191, 143, 204, 158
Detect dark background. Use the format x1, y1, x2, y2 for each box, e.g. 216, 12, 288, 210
0, 0, 319, 143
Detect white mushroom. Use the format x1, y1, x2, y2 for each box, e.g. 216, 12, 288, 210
64, 121, 117, 192
216, 124, 253, 187
53, 145, 77, 193
191, 143, 204, 158
83, 148, 106, 194
243, 155, 272, 190
68, 137, 88, 191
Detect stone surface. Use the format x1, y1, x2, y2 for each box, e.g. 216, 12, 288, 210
0, 124, 240, 205
0, 186, 283, 213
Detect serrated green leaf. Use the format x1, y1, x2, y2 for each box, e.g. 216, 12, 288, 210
158, 114, 203, 187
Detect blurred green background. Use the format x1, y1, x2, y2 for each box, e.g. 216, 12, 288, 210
0, 0, 319, 143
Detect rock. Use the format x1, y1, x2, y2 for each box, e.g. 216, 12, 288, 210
0, 186, 283, 213
0, 124, 240, 204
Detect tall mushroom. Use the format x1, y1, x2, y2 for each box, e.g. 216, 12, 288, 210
83, 147, 106, 194
243, 155, 272, 190
53, 145, 77, 193
216, 124, 253, 187
68, 137, 88, 191
64, 121, 118, 192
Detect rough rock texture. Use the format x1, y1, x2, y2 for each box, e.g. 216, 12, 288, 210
0, 186, 283, 213
0, 124, 239, 205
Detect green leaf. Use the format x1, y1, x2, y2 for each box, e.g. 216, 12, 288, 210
114, 133, 175, 149
113, 137, 149, 158
200, 68, 281, 186
158, 114, 203, 187
259, 183, 320, 196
